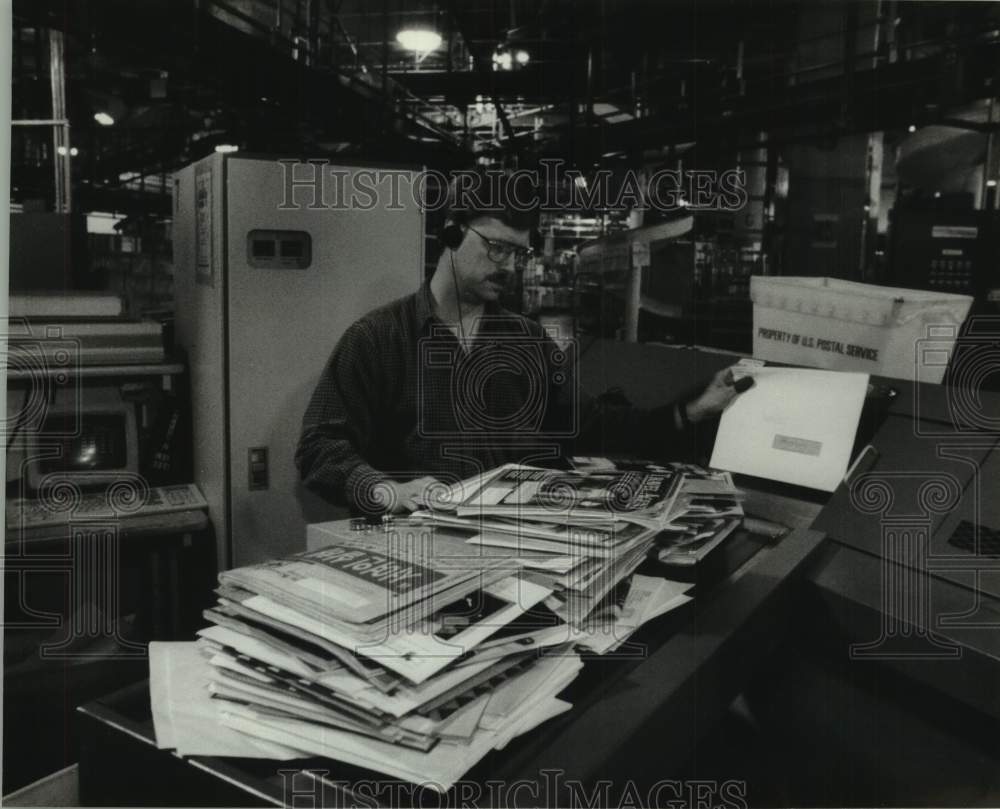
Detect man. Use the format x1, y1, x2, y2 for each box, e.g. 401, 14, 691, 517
296, 173, 745, 515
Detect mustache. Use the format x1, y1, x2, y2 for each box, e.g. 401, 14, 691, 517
487, 272, 511, 283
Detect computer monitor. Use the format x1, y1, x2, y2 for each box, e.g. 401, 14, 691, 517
23, 386, 140, 493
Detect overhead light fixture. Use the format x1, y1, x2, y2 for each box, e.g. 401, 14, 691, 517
988, 180, 998, 188
71, 147, 79, 156
908, 124, 917, 133
57, 146, 68, 156
493, 51, 513, 70
933, 191, 942, 198
94, 112, 115, 126
215, 144, 239, 154
492, 44, 530, 71
395, 28, 442, 53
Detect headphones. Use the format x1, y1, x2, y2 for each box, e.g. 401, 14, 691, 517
440, 215, 470, 343
439, 217, 466, 251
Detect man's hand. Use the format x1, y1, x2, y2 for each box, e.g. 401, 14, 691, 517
383, 476, 444, 513
685, 366, 753, 424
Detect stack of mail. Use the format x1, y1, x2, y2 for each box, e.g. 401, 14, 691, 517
653, 465, 745, 566
151, 524, 585, 789
413, 461, 713, 641
568, 574, 694, 655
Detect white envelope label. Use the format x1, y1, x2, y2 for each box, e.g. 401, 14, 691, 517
772, 435, 823, 457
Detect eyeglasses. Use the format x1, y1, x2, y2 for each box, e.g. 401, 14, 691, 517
467, 226, 533, 265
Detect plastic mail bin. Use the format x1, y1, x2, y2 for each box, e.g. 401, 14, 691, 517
750, 276, 973, 383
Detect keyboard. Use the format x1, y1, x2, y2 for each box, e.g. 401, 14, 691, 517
947, 520, 1000, 557
6, 483, 208, 530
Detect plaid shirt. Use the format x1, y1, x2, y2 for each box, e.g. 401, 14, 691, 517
296, 284, 692, 513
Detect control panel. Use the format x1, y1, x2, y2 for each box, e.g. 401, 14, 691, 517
246, 229, 312, 270
888, 211, 997, 298
927, 253, 975, 291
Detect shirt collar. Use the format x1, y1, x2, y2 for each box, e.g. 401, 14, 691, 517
416, 281, 506, 325
415, 281, 436, 325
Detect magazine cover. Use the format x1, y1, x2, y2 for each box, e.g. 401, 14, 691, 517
448, 464, 683, 526
222, 527, 510, 628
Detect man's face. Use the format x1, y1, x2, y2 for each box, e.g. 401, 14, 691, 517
450, 216, 531, 304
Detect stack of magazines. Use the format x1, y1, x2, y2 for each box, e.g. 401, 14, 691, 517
166, 526, 586, 788
652, 463, 745, 567
413, 460, 742, 644
150, 460, 746, 784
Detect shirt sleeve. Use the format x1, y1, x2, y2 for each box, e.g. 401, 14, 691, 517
575, 393, 711, 463
558, 341, 711, 463
295, 320, 391, 512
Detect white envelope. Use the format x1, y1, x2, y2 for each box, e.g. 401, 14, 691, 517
149, 641, 307, 759
709, 367, 869, 492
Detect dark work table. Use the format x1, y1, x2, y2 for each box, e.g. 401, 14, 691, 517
75, 485, 826, 808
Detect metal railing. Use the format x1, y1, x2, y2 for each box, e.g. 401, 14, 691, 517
204, 0, 462, 149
